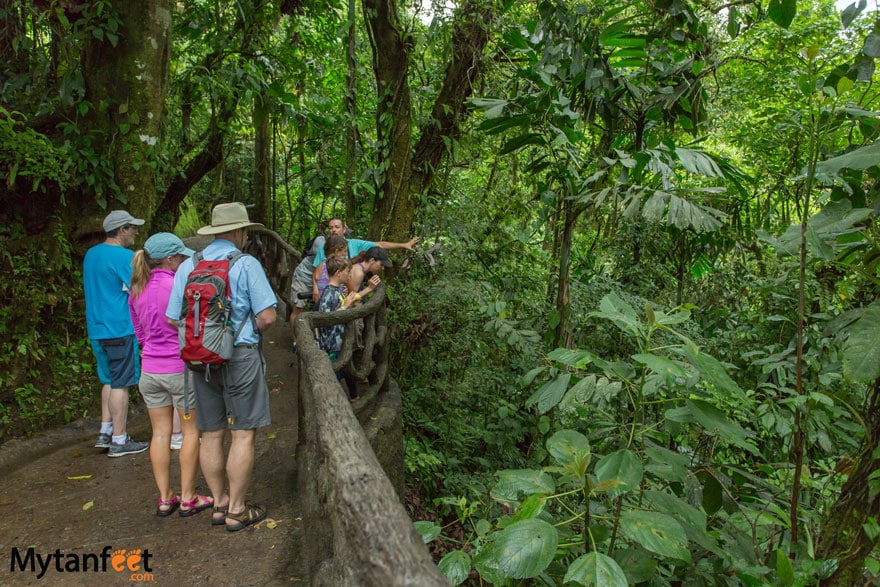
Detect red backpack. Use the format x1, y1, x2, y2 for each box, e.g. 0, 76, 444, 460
178, 251, 247, 371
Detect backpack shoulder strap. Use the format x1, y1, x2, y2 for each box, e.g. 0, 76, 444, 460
225, 251, 259, 342
226, 251, 248, 269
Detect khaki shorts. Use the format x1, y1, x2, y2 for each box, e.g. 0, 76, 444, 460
139, 371, 192, 410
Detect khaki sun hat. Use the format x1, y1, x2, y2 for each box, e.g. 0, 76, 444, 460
197, 202, 263, 235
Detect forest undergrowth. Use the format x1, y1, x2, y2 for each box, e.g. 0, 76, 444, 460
390, 224, 876, 585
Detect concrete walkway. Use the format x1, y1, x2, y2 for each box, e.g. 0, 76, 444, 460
0, 321, 304, 586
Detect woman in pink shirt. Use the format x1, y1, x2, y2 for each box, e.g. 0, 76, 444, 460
129, 233, 213, 517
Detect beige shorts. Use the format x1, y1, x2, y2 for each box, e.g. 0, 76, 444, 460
138, 371, 193, 410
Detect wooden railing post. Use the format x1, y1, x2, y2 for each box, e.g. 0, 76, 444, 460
238, 229, 445, 585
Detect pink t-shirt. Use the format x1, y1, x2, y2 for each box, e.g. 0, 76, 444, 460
129, 268, 185, 374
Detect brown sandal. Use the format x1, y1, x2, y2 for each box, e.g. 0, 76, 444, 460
212, 505, 228, 526
225, 503, 267, 532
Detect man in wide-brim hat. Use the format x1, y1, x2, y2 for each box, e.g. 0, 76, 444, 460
166, 201, 276, 532
196, 202, 264, 235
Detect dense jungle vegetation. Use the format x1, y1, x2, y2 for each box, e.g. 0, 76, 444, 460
3, 0, 880, 583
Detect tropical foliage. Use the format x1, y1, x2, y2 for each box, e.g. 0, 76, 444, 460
2, 0, 880, 583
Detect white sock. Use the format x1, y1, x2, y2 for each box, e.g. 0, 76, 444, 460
111, 434, 127, 445
100, 422, 113, 435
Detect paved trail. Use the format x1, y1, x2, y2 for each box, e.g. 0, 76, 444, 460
0, 322, 304, 586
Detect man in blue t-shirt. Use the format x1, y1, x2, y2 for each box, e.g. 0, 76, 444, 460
311, 217, 420, 267
166, 202, 277, 532
83, 210, 150, 458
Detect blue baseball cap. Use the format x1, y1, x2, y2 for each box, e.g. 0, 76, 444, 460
144, 233, 195, 260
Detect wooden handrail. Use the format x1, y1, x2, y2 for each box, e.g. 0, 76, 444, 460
294, 287, 448, 585
239, 229, 446, 585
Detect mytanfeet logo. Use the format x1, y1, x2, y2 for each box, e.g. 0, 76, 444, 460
9, 546, 155, 581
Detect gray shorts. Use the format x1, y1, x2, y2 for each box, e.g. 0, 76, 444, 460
290, 274, 312, 308
139, 371, 193, 410
188, 346, 271, 431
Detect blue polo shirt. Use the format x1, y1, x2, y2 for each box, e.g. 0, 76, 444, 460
166, 239, 277, 346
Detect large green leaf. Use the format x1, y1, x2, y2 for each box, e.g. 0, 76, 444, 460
599, 22, 647, 48
843, 302, 880, 382
640, 191, 724, 232
863, 32, 880, 58
682, 341, 745, 400
439, 550, 471, 586
654, 307, 691, 326
643, 489, 723, 555
841, 0, 867, 27
526, 373, 571, 414
594, 449, 644, 495
512, 493, 548, 522
473, 519, 559, 579
548, 347, 596, 368
633, 353, 687, 383
806, 223, 835, 261
478, 113, 532, 135
768, 0, 797, 28
413, 520, 441, 543
696, 470, 723, 515
562, 374, 623, 408
564, 552, 629, 586
816, 141, 880, 173
687, 399, 759, 455
613, 547, 657, 583
620, 510, 692, 563
644, 446, 689, 484
493, 469, 556, 501
547, 429, 591, 476
469, 97, 508, 118
644, 490, 706, 529
761, 199, 873, 258
675, 147, 724, 177
777, 548, 795, 586
592, 292, 644, 337
499, 132, 546, 155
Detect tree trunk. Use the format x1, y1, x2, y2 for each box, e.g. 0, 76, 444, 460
81, 0, 173, 226
152, 0, 281, 232
816, 378, 880, 585
253, 88, 272, 226
362, 0, 412, 242
0, 0, 26, 78
344, 0, 359, 224
553, 199, 576, 348
363, 0, 495, 242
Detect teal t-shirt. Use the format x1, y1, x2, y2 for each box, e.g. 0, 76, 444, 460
312, 238, 374, 267
83, 243, 136, 339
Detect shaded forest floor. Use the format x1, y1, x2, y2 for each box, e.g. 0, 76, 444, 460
0, 321, 304, 586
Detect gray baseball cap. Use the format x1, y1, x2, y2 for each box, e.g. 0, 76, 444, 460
103, 210, 145, 232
